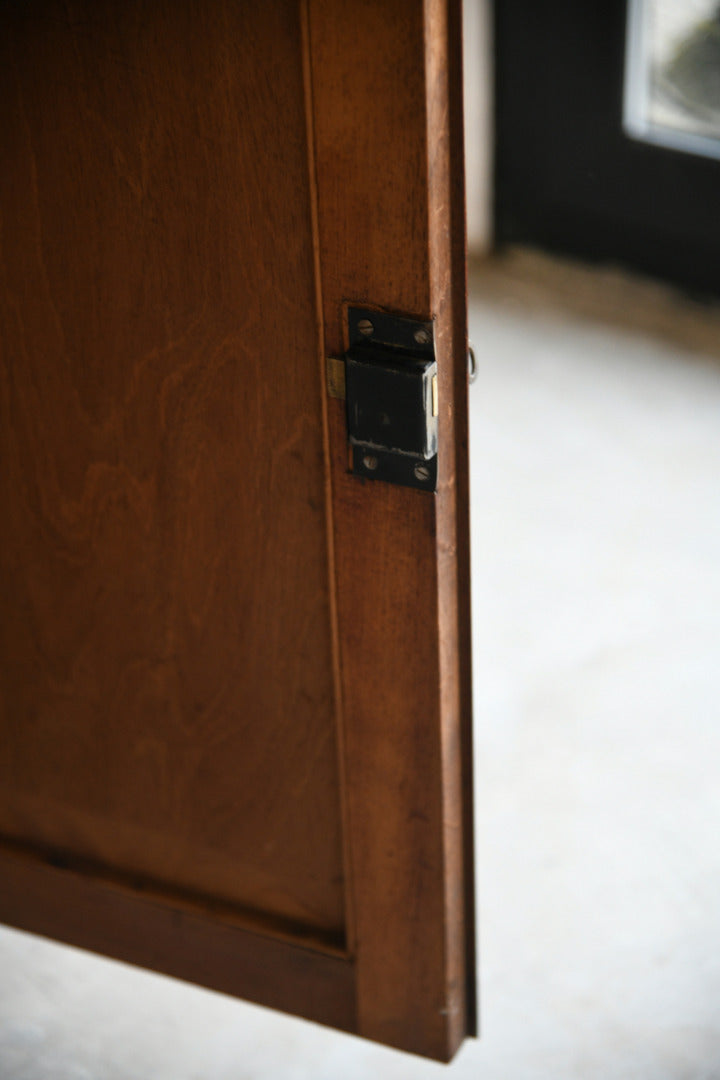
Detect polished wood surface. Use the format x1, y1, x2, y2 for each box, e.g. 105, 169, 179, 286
0, 0, 474, 1062
0, 0, 344, 938
308, 0, 475, 1058
0, 843, 355, 1032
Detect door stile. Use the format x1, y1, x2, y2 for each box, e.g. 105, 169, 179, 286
306, 0, 475, 1060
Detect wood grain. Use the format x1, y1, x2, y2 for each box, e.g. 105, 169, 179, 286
0, 841, 355, 1033
0, 0, 345, 938
307, 0, 475, 1059
0, 0, 474, 1061
446, 0, 478, 1037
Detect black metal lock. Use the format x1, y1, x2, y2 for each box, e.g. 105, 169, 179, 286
344, 307, 438, 492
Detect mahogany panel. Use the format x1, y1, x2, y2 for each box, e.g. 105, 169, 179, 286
0, 0, 474, 1062
0, 0, 345, 937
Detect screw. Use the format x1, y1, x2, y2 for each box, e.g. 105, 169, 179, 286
414, 327, 431, 345
358, 319, 374, 337
363, 454, 379, 471
414, 463, 431, 482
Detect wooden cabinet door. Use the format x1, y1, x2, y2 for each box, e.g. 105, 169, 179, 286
0, 0, 474, 1062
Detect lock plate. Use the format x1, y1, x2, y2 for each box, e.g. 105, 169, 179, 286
344, 307, 438, 492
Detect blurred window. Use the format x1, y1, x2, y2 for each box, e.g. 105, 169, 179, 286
625, 0, 720, 159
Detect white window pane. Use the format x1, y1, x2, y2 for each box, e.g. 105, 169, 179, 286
624, 0, 720, 159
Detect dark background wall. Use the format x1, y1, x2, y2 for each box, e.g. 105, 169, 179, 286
494, 0, 720, 298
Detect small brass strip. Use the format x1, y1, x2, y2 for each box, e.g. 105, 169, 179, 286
326, 356, 346, 400
432, 372, 438, 417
